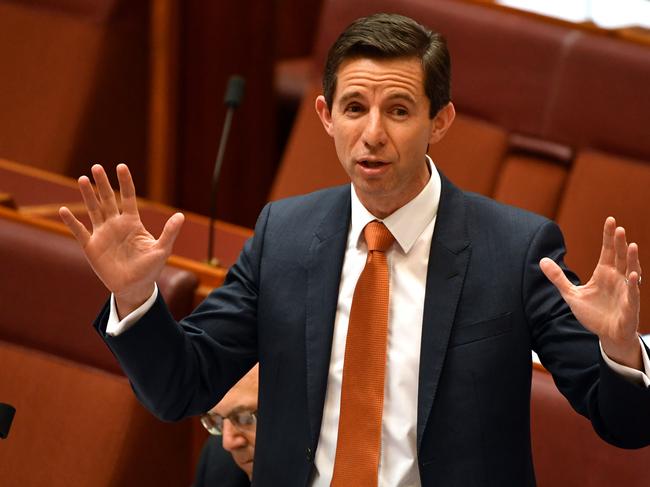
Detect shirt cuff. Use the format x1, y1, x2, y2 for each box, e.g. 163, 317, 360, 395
600, 337, 650, 388
106, 284, 159, 336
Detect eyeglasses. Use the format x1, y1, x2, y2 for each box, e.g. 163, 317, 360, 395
200, 410, 257, 436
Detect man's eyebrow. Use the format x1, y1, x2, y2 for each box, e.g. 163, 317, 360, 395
337, 91, 364, 105
337, 91, 416, 106
386, 92, 416, 104
227, 405, 254, 416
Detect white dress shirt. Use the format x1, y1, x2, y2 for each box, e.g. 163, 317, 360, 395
310, 156, 441, 487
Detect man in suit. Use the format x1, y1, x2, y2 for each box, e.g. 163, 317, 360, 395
60, 13, 649, 486
193, 365, 258, 487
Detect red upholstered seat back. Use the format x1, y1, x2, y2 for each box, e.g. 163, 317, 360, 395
428, 113, 508, 196
531, 367, 649, 487
494, 154, 568, 219
0, 212, 198, 374
543, 35, 650, 161
0, 0, 149, 186
270, 83, 346, 201
0, 341, 192, 486
555, 150, 650, 332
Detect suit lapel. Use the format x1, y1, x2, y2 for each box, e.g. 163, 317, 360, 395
305, 188, 351, 448
417, 175, 471, 451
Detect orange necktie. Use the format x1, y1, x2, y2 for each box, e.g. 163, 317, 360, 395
331, 221, 394, 486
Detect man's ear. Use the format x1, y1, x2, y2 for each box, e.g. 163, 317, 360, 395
315, 95, 335, 137
428, 102, 456, 145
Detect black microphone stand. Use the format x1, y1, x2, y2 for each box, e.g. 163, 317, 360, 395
207, 75, 246, 267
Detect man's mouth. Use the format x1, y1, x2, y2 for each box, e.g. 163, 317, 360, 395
358, 159, 389, 168
235, 454, 254, 465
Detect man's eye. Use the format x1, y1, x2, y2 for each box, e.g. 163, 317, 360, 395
392, 107, 408, 117
345, 104, 363, 113
234, 411, 256, 425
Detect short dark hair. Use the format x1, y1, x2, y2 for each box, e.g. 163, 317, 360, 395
323, 13, 451, 118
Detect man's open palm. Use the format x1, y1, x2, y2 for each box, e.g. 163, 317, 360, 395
540, 217, 643, 368
59, 164, 184, 315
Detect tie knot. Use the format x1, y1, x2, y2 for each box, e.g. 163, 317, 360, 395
364, 221, 394, 252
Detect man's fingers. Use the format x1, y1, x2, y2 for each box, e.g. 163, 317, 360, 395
59, 206, 91, 247
596, 217, 616, 267
627, 243, 642, 282
614, 226, 628, 274
626, 270, 641, 324
91, 164, 119, 218
157, 212, 185, 252
117, 164, 139, 216
78, 175, 104, 228
540, 257, 573, 297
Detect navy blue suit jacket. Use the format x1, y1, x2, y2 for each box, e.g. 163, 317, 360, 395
97, 175, 650, 486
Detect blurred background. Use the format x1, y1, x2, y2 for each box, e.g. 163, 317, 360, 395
1, 0, 646, 228
0, 0, 323, 228
1, 1, 649, 485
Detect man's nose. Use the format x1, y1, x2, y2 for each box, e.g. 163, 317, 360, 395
362, 109, 387, 149
221, 420, 247, 451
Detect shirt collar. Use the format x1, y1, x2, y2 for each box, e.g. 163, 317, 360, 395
350, 155, 441, 254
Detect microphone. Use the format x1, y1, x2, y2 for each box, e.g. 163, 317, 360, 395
207, 75, 246, 267
0, 403, 16, 439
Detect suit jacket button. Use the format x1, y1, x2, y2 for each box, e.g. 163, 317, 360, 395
306, 447, 312, 461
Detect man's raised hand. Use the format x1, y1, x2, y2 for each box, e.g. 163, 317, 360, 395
59, 164, 184, 318
540, 217, 642, 370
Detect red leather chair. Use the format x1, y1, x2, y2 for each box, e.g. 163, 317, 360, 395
0, 208, 198, 374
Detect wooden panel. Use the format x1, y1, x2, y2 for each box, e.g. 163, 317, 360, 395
147, 0, 180, 203
175, 0, 277, 228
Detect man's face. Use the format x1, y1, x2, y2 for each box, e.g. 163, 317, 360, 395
316, 56, 454, 218
211, 369, 258, 479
